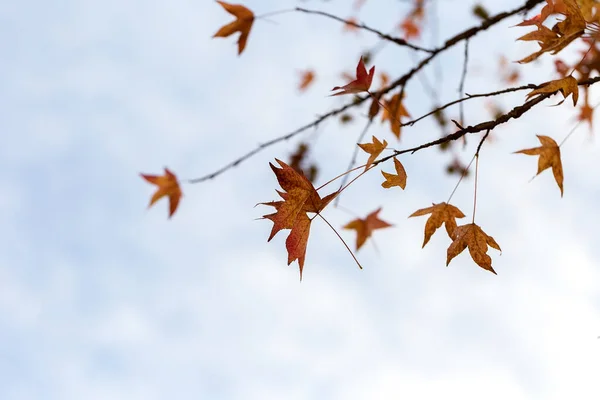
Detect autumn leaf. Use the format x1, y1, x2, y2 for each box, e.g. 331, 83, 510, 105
343, 208, 392, 251
577, 101, 594, 129
514, 135, 564, 196
358, 136, 387, 171
409, 202, 465, 248
331, 57, 375, 96
399, 18, 420, 40
446, 223, 501, 274
381, 157, 407, 189
343, 17, 360, 33
213, 1, 255, 55
526, 75, 579, 106
381, 92, 410, 139
140, 168, 183, 218
260, 159, 337, 279
298, 69, 315, 92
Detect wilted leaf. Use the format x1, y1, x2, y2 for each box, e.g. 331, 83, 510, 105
409, 202, 465, 247
331, 57, 375, 96
381, 157, 407, 189
446, 223, 501, 274
358, 136, 387, 171
514, 135, 564, 196
526, 76, 579, 106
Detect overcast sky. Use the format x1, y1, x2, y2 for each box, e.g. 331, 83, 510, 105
1, 0, 600, 399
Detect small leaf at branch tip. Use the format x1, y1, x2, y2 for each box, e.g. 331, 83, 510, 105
330, 57, 375, 96
381, 157, 407, 189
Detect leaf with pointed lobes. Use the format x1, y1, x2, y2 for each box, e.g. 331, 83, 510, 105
343, 208, 392, 251
409, 202, 465, 248
212, 1, 255, 55
331, 57, 375, 96
514, 135, 564, 196
381, 93, 410, 139
526, 76, 579, 106
260, 159, 338, 279
358, 136, 387, 171
298, 69, 315, 92
381, 157, 407, 189
446, 223, 501, 274
140, 168, 183, 218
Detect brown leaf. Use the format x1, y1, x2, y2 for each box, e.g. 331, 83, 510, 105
409, 202, 465, 247
381, 157, 407, 189
514, 135, 564, 196
358, 136, 387, 171
213, 1, 255, 55
381, 93, 410, 139
298, 69, 316, 92
343, 208, 392, 251
526, 76, 579, 106
446, 223, 501, 274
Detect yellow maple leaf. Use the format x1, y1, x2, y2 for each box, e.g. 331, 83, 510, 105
514, 135, 564, 196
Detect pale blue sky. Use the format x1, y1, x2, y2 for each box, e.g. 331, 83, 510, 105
1, 0, 599, 399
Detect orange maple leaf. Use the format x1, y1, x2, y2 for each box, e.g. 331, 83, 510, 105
343, 208, 392, 251
409, 202, 466, 248
446, 223, 501, 274
212, 1, 255, 55
577, 101, 594, 129
514, 135, 564, 196
261, 159, 338, 279
381, 92, 411, 139
358, 136, 387, 171
381, 157, 407, 189
526, 75, 579, 106
399, 18, 420, 40
343, 17, 360, 33
298, 69, 315, 92
140, 168, 183, 218
331, 57, 375, 96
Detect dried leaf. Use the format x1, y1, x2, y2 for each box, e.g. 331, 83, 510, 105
343, 208, 392, 251
446, 223, 501, 274
261, 159, 337, 279
140, 168, 183, 218
409, 202, 465, 248
381, 93, 410, 139
331, 57, 375, 96
213, 1, 255, 55
358, 136, 387, 171
381, 157, 407, 189
526, 75, 579, 106
514, 135, 564, 196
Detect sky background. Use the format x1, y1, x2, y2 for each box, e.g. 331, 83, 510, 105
1, 0, 600, 399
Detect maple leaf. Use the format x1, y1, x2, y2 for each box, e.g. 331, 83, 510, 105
343, 208, 392, 251
261, 159, 337, 279
409, 202, 466, 248
526, 75, 579, 106
381, 92, 411, 139
212, 1, 255, 55
381, 157, 407, 189
298, 69, 315, 92
331, 57, 375, 96
343, 17, 360, 33
358, 136, 387, 171
514, 135, 564, 196
446, 223, 501, 274
140, 168, 183, 218
577, 101, 594, 129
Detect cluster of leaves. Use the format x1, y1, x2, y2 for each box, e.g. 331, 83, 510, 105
141, 0, 600, 280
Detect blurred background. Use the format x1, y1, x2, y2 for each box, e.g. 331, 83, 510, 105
1, 0, 599, 399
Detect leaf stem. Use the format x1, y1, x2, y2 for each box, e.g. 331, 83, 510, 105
316, 213, 363, 270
